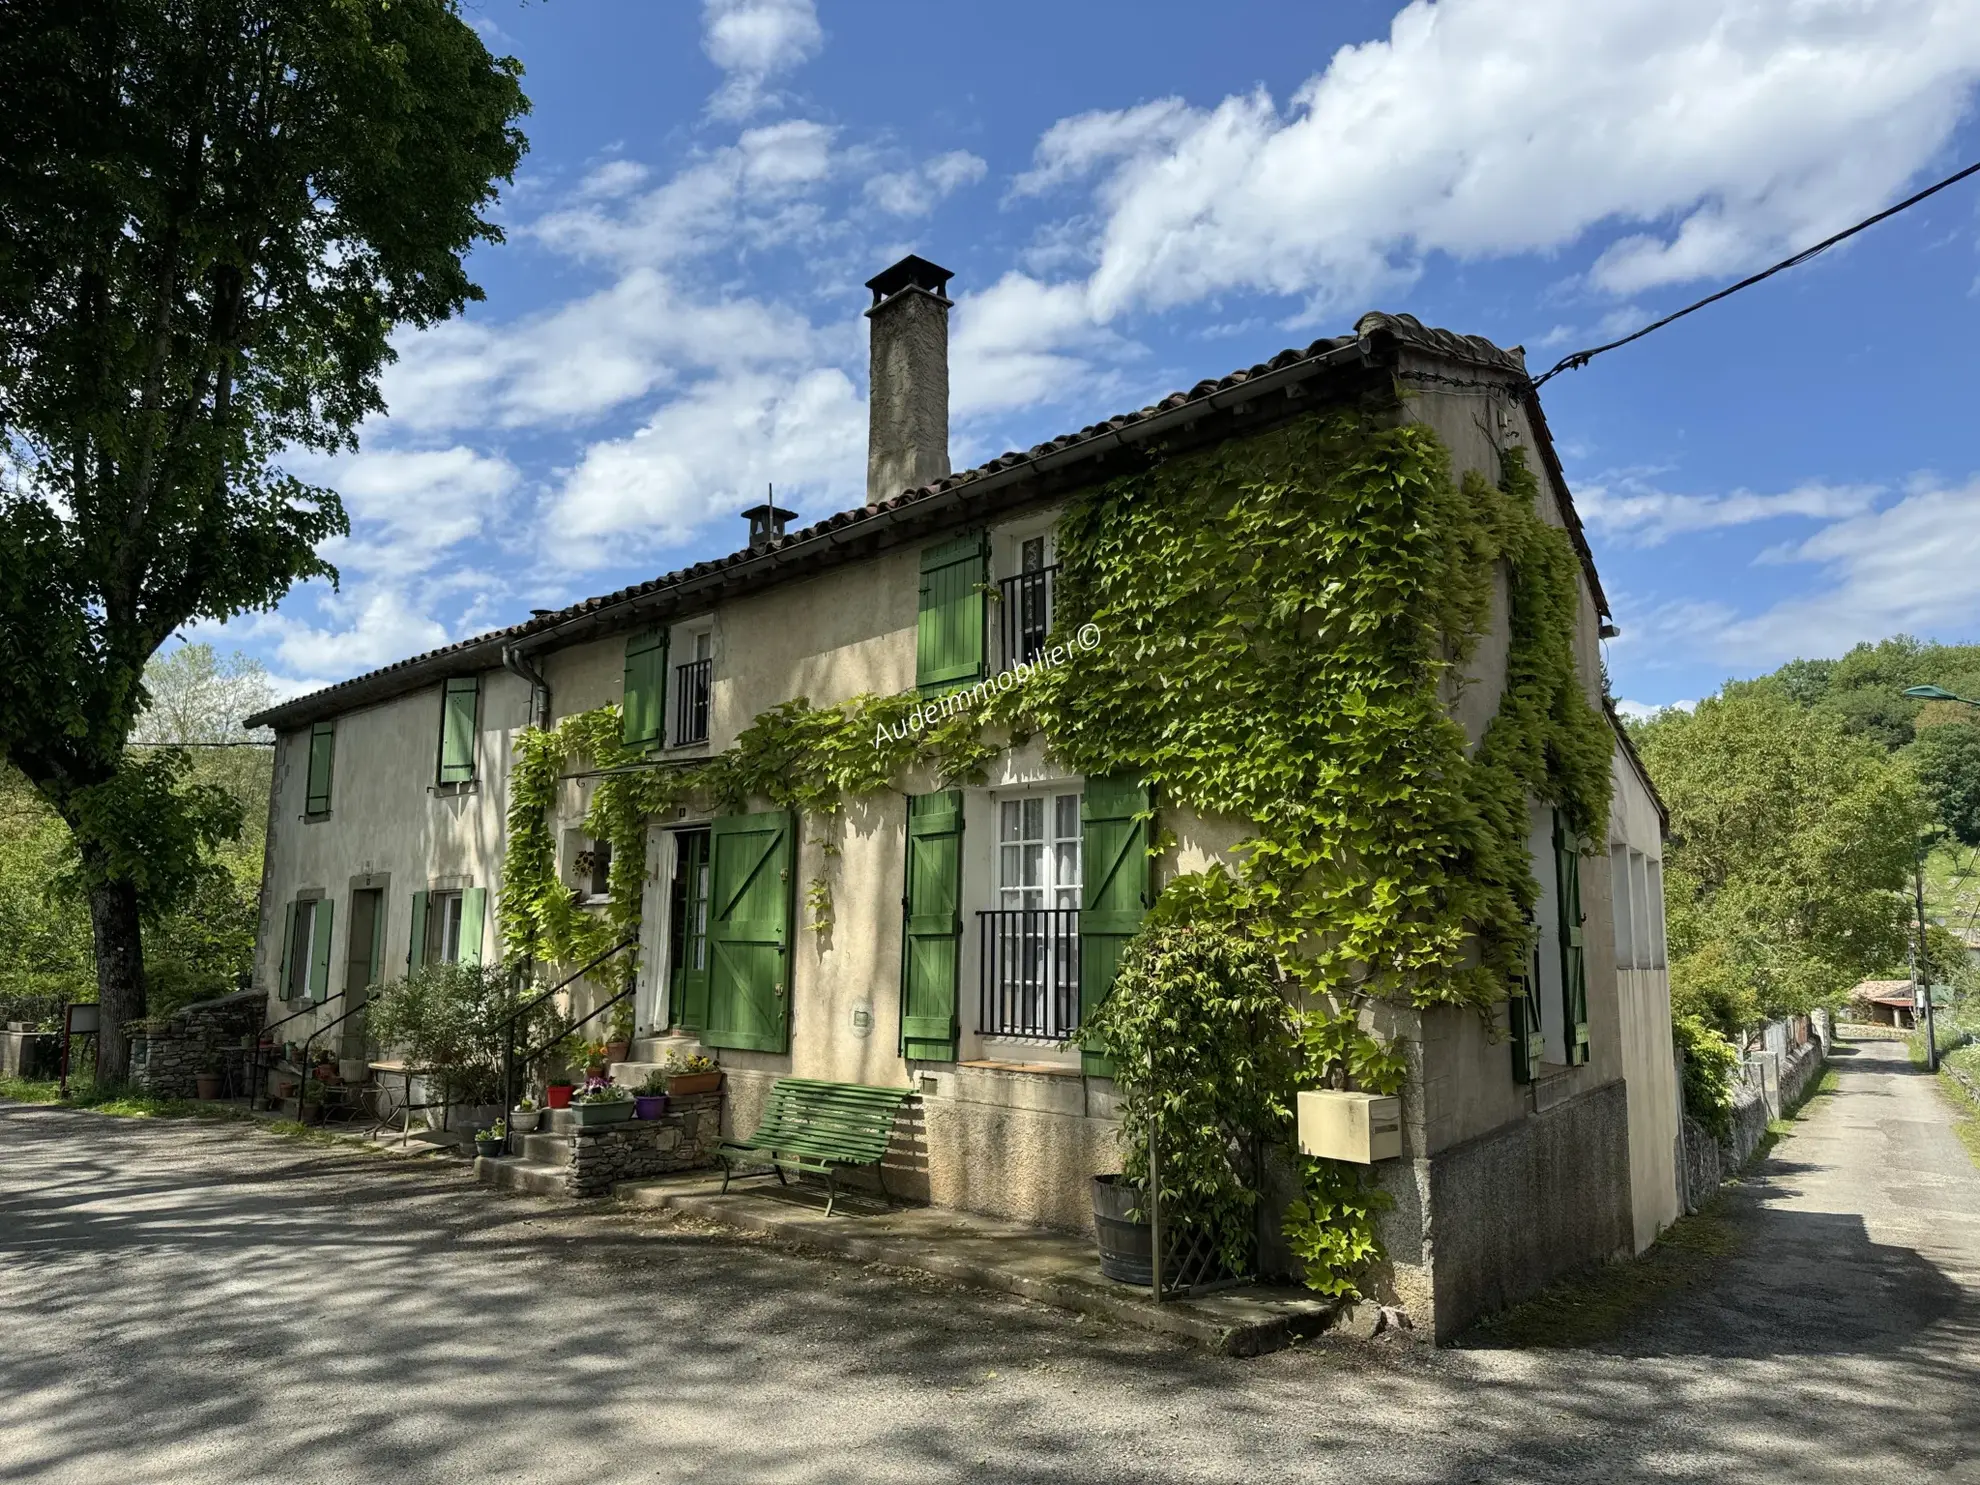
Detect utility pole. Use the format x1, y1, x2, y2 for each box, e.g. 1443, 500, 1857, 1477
1914, 845, 1940, 1073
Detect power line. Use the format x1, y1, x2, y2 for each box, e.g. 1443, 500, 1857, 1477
126, 740, 274, 748
1532, 157, 1980, 390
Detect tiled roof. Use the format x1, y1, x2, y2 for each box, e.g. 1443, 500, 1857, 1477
246, 312, 1586, 730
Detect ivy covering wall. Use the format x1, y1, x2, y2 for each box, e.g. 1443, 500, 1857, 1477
498, 399, 1612, 1295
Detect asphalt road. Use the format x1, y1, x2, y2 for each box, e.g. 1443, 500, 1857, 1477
1, 1036, 1975, 1484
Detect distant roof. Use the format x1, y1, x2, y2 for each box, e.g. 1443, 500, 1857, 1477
1851, 979, 1914, 999
245, 312, 1606, 732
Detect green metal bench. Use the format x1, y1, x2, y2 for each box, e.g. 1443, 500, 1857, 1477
718, 1077, 915, 1215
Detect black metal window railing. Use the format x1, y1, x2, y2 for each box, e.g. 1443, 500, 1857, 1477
978, 907, 1080, 1040
673, 658, 711, 745
998, 564, 1058, 670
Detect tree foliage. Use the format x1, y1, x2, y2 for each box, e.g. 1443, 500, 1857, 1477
0, 0, 529, 1070
1635, 685, 1925, 1034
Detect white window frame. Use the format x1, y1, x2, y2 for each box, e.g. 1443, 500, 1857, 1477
426, 890, 465, 965
287, 899, 321, 999
668, 620, 715, 748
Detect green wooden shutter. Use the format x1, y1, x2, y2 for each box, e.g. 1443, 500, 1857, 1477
305, 723, 335, 815
1510, 943, 1547, 1082
367, 895, 387, 990
1080, 775, 1152, 1077
917, 534, 988, 692
309, 899, 335, 1003
622, 629, 668, 748
703, 811, 794, 1052
458, 887, 487, 967
1556, 812, 1590, 1066
900, 791, 964, 1062
438, 678, 479, 784
278, 900, 299, 1000
408, 891, 430, 971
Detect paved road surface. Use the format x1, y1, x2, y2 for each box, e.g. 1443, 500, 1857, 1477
2, 1037, 1975, 1483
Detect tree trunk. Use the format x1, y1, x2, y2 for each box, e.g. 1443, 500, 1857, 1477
89, 877, 146, 1084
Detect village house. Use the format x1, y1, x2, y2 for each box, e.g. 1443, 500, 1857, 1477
243, 255, 1678, 1340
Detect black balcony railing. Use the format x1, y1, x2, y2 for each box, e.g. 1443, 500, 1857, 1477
997, 565, 1058, 669
978, 907, 1080, 1040
673, 658, 711, 745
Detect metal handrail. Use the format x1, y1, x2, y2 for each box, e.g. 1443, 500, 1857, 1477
293, 999, 369, 1122
997, 564, 1059, 670
249, 990, 348, 1110
500, 938, 640, 1119
673, 658, 712, 745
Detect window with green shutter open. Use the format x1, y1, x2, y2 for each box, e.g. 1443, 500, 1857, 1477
305, 721, 335, 817
437, 677, 478, 784
623, 629, 667, 748
917, 533, 988, 691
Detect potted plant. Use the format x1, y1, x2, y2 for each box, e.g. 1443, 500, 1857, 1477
544, 1078, 576, 1110
568, 1083, 635, 1127
663, 1050, 722, 1097
193, 1063, 223, 1100
298, 1087, 325, 1126
510, 1094, 542, 1134
474, 1118, 508, 1160
581, 1038, 611, 1081
603, 998, 635, 1064
634, 1072, 669, 1121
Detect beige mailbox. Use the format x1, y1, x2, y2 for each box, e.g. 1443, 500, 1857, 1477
1296, 1089, 1402, 1164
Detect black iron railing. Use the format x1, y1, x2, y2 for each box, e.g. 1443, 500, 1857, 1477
997, 565, 1057, 670
249, 991, 348, 1107
674, 658, 711, 745
978, 907, 1080, 1040
498, 938, 641, 1117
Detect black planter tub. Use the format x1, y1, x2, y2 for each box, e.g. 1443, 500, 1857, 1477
1091, 1174, 1155, 1285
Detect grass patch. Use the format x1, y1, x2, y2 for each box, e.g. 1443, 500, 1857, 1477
1938, 1049, 1980, 1172
1462, 1200, 1745, 1349
0, 1073, 257, 1122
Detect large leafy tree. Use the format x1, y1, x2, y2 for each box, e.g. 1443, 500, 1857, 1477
0, 1, 528, 1076
1633, 684, 1926, 1035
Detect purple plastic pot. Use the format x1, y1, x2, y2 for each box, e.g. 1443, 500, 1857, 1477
634, 1094, 668, 1120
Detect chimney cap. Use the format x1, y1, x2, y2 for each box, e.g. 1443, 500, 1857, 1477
865, 253, 954, 306
743, 502, 800, 549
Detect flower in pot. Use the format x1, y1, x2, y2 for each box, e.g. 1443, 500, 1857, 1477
581, 1038, 611, 1079
298, 1088, 325, 1126
603, 998, 635, 1064
662, 1050, 722, 1097
510, 1094, 542, 1134
474, 1118, 508, 1160
194, 1064, 223, 1101
634, 1071, 669, 1121
568, 1082, 635, 1127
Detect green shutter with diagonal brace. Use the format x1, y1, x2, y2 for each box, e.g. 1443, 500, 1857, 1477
458, 887, 487, 967
1509, 942, 1548, 1083
1556, 812, 1590, 1066
278, 900, 299, 1000
1080, 775, 1152, 1077
900, 791, 963, 1062
704, 811, 794, 1052
408, 890, 430, 971
917, 534, 988, 692
309, 899, 335, 1003
622, 629, 667, 748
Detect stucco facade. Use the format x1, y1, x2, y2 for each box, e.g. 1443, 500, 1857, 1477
246, 295, 1678, 1339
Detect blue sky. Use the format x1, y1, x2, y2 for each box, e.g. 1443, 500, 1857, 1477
212, 0, 1980, 714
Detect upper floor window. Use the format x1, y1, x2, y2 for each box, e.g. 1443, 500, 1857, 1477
437, 677, 478, 785
673, 628, 712, 745
997, 532, 1058, 670
304, 721, 335, 817
980, 790, 1082, 1041
623, 629, 666, 748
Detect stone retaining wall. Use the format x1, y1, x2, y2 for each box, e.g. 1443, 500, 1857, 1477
1681, 1026, 1827, 1211
563, 1092, 723, 1197
133, 990, 268, 1099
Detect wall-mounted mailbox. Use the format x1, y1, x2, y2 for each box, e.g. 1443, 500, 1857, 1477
1296, 1090, 1402, 1164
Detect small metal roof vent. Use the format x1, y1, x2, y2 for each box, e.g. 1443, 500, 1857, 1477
744, 497, 798, 551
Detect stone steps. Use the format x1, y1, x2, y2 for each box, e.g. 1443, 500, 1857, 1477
474, 1154, 568, 1195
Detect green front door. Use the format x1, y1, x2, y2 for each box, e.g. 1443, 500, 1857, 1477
703, 811, 794, 1052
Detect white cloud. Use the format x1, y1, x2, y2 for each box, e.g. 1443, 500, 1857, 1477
1613, 697, 1696, 721
950, 272, 1127, 417
995, 0, 1980, 347
1576, 472, 1885, 547
544, 366, 865, 565
285, 446, 518, 579
703, 0, 823, 121
255, 587, 456, 680
864, 151, 988, 217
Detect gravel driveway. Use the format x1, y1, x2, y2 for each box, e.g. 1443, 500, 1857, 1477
2, 1036, 1975, 1484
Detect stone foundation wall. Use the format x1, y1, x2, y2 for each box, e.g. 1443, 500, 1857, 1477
134, 990, 268, 1098
564, 1092, 722, 1197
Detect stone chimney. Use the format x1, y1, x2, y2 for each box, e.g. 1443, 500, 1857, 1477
864, 253, 954, 505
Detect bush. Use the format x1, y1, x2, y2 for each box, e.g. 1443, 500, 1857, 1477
1674, 1012, 1739, 1140
364, 962, 555, 1106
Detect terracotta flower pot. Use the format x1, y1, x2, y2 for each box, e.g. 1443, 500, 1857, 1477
603, 1041, 630, 1063
195, 1073, 221, 1101
544, 1083, 575, 1110
666, 1071, 722, 1097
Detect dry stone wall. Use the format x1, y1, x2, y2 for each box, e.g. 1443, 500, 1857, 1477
134, 990, 268, 1099
563, 1091, 723, 1197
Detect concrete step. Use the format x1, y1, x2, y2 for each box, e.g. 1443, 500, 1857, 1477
630, 1033, 703, 1063
520, 1130, 571, 1165
475, 1155, 567, 1196
609, 1061, 674, 1089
